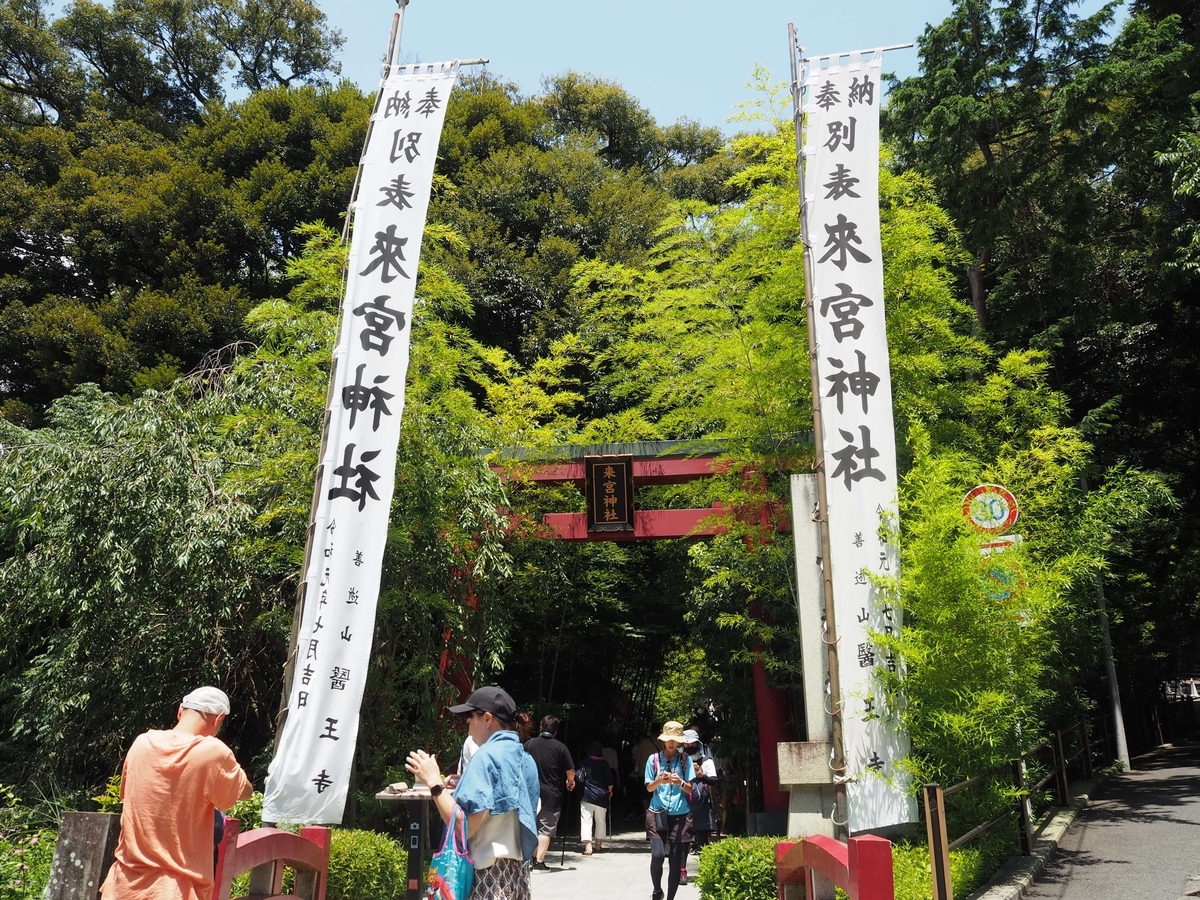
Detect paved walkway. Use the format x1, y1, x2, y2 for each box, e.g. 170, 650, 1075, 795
1023, 743, 1200, 900
529, 823, 702, 900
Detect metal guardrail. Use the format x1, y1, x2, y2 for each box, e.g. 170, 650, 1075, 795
923, 714, 1111, 900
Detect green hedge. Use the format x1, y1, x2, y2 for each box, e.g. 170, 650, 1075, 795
697, 837, 779, 900
893, 829, 1014, 900
325, 828, 410, 900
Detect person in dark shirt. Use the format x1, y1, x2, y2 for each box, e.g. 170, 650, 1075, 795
524, 714, 575, 870
578, 740, 616, 855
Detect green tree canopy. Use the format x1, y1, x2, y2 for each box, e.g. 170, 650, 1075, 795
886, 0, 1200, 723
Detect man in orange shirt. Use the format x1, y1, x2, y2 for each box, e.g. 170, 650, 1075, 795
101, 687, 254, 900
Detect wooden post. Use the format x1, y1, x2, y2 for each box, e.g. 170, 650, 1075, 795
848, 834, 895, 900
1053, 730, 1070, 806
788, 20, 849, 838
45, 812, 121, 900
295, 826, 331, 900
213, 817, 240, 900
923, 784, 952, 900
403, 797, 428, 900
1081, 717, 1093, 779
1011, 760, 1033, 856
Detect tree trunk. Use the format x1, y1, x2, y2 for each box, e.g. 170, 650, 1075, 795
968, 248, 991, 335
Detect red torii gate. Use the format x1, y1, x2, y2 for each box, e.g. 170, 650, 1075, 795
524, 452, 730, 541
488, 441, 798, 818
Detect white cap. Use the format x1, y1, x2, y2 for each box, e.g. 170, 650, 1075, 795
180, 686, 231, 715
682, 729, 700, 743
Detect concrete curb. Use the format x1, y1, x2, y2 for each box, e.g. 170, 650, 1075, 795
965, 770, 1113, 900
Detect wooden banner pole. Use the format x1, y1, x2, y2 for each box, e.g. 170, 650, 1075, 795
272, 3, 491, 761
273, 0, 410, 756
788, 23, 849, 838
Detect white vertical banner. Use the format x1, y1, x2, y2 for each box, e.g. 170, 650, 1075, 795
800, 50, 917, 832
263, 62, 459, 825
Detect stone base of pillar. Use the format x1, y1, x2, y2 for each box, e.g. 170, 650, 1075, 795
778, 741, 836, 838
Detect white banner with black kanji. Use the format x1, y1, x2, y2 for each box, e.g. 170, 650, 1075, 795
263, 62, 459, 825
801, 49, 917, 832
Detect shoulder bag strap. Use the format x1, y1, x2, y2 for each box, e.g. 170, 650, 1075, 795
454, 805, 474, 862
439, 805, 458, 853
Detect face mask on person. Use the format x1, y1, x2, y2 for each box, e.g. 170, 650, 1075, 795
685, 744, 701, 757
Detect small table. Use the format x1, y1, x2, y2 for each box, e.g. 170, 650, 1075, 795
375, 784, 432, 900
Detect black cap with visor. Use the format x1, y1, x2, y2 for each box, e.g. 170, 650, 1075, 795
447, 686, 517, 721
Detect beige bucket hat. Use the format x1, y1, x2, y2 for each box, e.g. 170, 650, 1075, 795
658, 721, 686, 743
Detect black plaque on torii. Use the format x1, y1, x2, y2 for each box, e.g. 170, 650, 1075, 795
585, 455, 635, 532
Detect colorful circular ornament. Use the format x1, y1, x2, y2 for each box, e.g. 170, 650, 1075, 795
962, 484, 1019, 534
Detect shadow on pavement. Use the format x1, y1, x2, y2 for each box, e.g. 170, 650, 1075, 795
1022, 742, 1200, 900
1039, 848, 1132, 871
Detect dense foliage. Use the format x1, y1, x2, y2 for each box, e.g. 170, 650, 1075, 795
885, 0, 1200, 736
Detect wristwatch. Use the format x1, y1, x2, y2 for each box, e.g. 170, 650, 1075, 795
430, 783, 445, 797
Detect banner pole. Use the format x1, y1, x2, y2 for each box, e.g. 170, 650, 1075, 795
788, 22, 849, 838
272, 0, 412, 758
389, 0, 410, 72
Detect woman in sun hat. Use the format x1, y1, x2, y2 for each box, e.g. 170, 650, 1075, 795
643, 720, 696, 900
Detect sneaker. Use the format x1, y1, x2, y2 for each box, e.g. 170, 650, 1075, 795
533, 860, 551, 871
651, 891, 664, 900
680, 869, 689, 885
583, 843, 593, 856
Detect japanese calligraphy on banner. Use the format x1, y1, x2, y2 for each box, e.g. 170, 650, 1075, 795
801, 49, 917, 832
263, 62, 459, 825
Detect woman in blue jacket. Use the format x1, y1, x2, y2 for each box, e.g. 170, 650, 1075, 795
407, 686, 540, 900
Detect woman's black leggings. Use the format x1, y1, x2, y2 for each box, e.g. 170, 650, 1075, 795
650, 835, 689, 900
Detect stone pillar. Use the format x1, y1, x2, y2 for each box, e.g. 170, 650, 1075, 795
781, 475, 837, 838
45, 812, 120, 900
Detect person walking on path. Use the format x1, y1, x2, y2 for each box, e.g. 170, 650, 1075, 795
524, 714, 575, 870
406, 686, 540, 900
644, 721, 696, 900
100, 687, 254, 900
578, 740, 616, 855
678, 729, 717, 885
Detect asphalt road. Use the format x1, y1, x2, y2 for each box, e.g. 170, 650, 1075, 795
1025, 743, 1200, 900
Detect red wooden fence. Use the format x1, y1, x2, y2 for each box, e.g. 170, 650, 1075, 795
776, 834, 894, 900
213, 817, 331, 900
